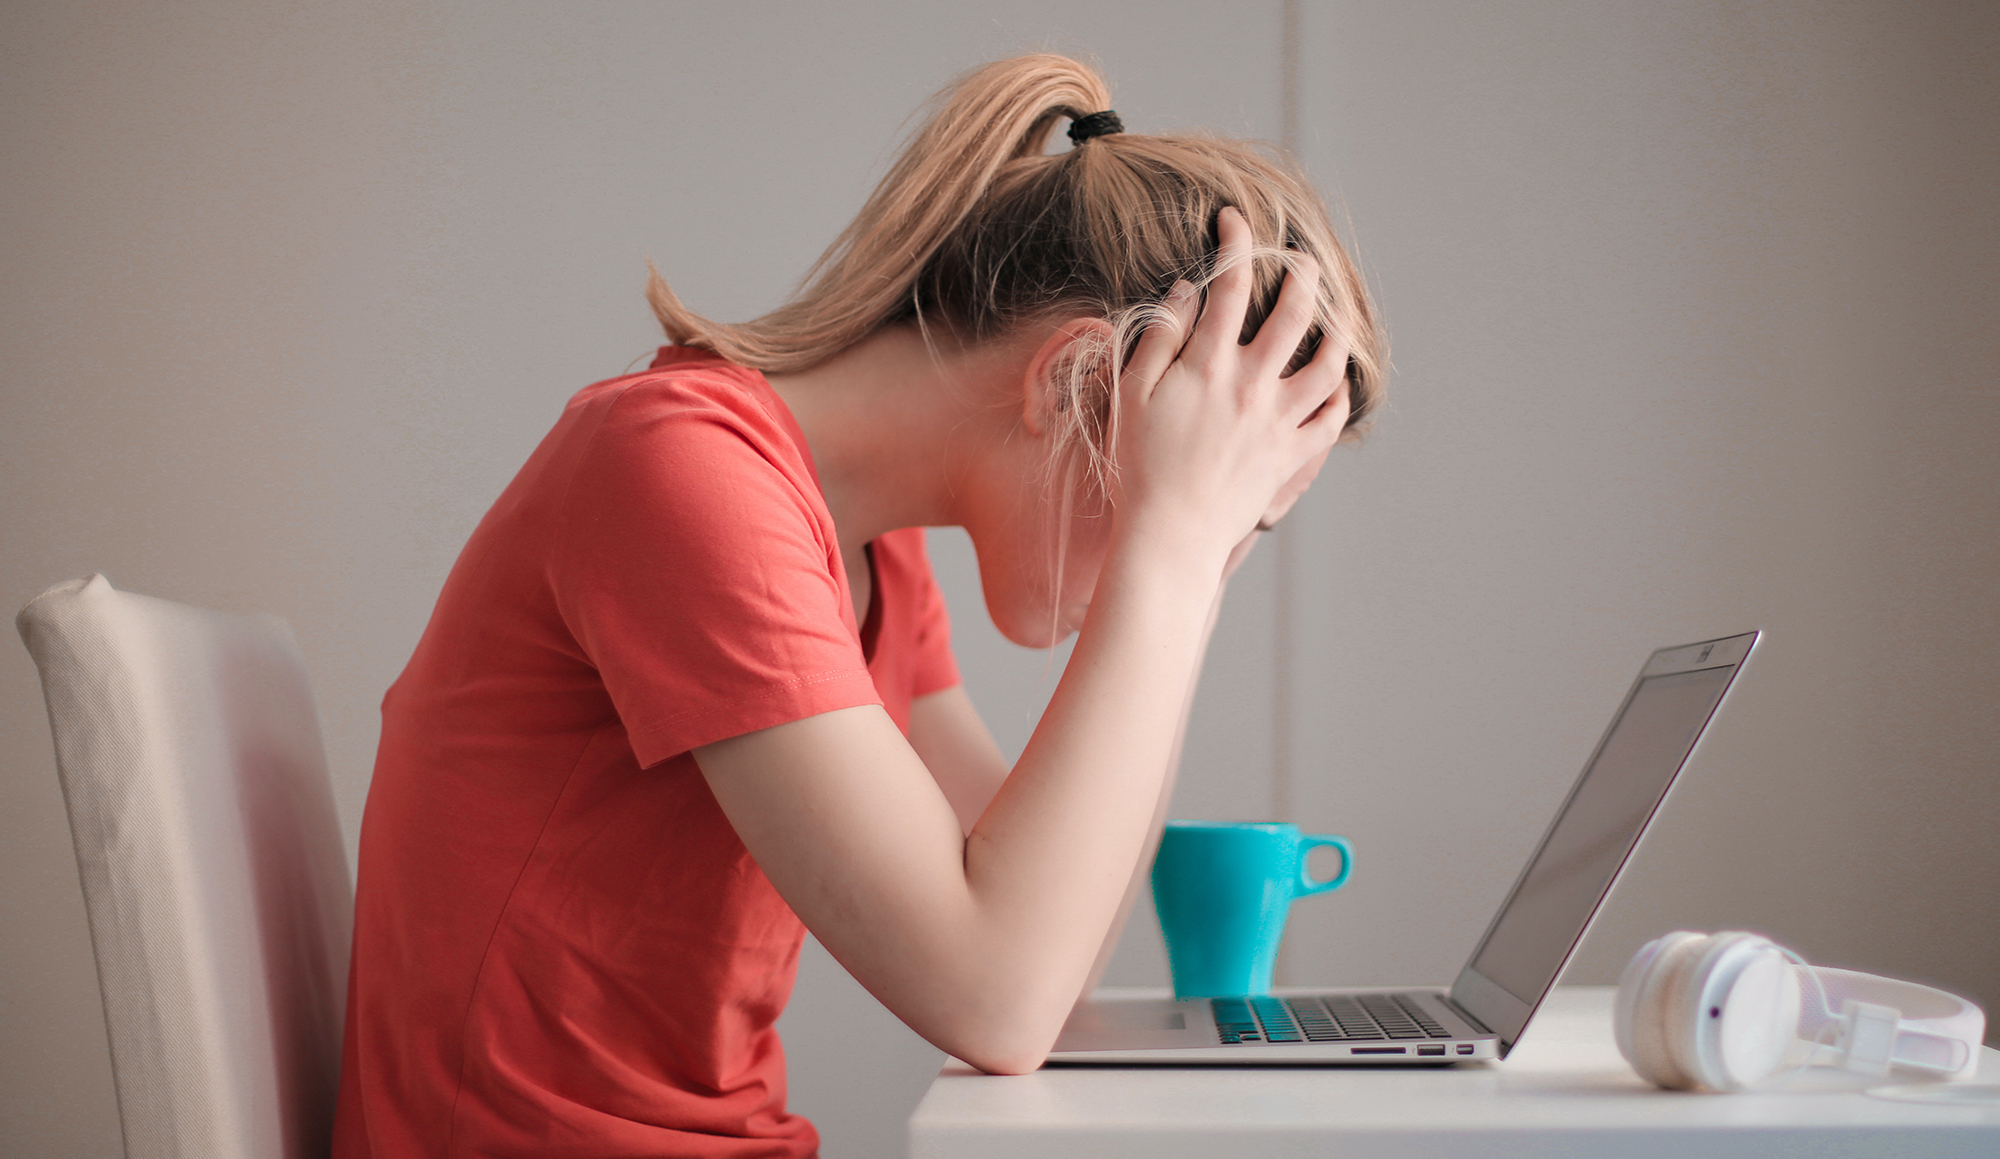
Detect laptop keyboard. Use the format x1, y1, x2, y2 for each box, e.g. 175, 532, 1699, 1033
1211, 993, 1453, 1045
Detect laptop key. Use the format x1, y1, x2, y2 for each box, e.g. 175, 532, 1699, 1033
1210, 998, 1259, 1045
1249, 998, 1302, 1041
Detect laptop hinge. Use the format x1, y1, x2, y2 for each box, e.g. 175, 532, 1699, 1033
1438, 995, 1492, 1036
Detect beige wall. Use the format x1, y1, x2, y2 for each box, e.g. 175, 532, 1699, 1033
3, 2, 1994, 1156
1279, 0, 2000, 1016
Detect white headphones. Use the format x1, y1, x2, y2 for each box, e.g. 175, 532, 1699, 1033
1613, 931, 1985, 1091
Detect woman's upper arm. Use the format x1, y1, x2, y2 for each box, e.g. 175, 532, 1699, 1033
906, 685, 1009, 836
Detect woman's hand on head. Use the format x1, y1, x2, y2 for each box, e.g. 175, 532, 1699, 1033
1112, 206, 1351, 577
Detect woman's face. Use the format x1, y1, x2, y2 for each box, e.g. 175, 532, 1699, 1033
964, 437, 1116, 650
964, 428, 1338, 649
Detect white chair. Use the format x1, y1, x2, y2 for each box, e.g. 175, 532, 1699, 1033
17, 574, 352, 1159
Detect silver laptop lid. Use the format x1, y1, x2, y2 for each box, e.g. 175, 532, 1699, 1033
1449, 631, 1760, 1055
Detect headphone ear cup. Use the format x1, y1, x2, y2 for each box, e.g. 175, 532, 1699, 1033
1669, 932, 1755, 1090
1710, 944, 1801, 1088
1615, 931, 1707, 1089
1659, 933, 1727, 1089
1672, 932, 1799, 1092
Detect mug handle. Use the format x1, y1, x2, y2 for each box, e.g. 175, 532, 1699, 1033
1295, 834, 1353, 897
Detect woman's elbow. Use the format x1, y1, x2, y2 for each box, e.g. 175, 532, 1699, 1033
928, 1005, 1063, 1075
952, 1037, 1051, 1076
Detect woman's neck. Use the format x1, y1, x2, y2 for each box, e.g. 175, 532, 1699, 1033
765, 324, 1019, 566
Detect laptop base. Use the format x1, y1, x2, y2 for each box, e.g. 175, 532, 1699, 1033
1051, 987, 1501, 1065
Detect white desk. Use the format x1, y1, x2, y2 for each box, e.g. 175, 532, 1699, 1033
908, 986, 2000, 1158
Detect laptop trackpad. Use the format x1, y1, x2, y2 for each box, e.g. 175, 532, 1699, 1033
1054, 998, 1206, 1051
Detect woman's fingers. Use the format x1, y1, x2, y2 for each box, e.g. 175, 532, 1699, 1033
1294, 378, 1353, 449
1122, 281, 1197, 399
1281, 326, 1354, 428
1186, 207, 1257, 364
1252, 253, 1321, 376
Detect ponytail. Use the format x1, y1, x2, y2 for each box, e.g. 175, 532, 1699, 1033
650, 56, 1106, 369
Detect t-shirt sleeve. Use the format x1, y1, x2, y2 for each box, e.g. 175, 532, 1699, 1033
548, 383, 881, 767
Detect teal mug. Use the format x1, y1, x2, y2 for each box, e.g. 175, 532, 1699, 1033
1151, 820, 1354, 998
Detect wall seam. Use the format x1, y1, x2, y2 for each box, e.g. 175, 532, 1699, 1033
1273, 0, 1301, 985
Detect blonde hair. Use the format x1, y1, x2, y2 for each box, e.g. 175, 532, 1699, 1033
648, 53, 1385, 493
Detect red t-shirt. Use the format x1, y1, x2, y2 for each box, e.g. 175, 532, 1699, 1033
334, 348, 960, 1158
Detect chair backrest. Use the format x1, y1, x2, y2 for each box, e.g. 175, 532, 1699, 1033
17, 574, 353, 1159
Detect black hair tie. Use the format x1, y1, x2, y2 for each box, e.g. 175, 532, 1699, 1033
1068, 110, 1124, 146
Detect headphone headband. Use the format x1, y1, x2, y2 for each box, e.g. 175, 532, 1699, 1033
1796, 965, 1983, 1076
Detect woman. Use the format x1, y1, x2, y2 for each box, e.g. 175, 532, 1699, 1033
335, 53, 1383, 1158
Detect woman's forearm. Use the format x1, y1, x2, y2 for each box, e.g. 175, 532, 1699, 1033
1073, 558, 1234, 999
919, 523, 1220, 1055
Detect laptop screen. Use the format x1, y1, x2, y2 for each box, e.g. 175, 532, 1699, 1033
1452, 632, 1755, 1049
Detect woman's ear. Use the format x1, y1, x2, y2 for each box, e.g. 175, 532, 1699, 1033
1019, 317, 1114, 437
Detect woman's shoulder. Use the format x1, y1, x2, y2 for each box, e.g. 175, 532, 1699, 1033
560, 346, 812, 469
569, 346, 776, 419
536, 347, 828, 537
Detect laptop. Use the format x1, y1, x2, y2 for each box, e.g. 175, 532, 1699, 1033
1050, 631, 1761, 1065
